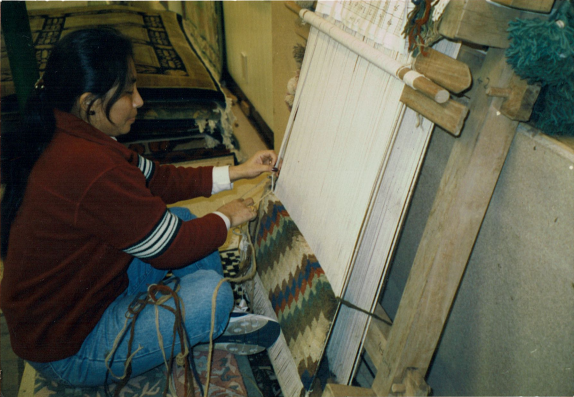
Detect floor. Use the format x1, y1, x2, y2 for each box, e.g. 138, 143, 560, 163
0, 96, 273, 397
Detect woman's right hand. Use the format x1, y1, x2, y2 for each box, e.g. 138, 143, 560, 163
216, 197, 257, 228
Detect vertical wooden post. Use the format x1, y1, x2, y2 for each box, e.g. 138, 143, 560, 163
372, 48, 520, 395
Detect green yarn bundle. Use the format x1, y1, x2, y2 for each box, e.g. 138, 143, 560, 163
506, 0, 574, 136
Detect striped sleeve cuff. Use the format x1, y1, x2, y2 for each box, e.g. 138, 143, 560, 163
122, 209, 182, 259
137, 155, 156, 185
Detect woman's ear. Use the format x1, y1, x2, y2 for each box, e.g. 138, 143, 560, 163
78, 92, 97, 115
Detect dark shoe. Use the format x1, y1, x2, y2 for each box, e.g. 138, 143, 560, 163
198, 312, 281, 355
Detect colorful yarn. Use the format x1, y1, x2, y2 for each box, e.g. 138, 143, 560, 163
506, 1, 574, 136
403, 0, 434, 56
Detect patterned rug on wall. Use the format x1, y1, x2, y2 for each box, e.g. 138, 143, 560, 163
1, 4, 236, 155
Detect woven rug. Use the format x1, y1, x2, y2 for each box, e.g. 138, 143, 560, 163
247, 352, 283, 397
250, 192, 338, 394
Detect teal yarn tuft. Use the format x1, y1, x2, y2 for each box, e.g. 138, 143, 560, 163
506, 18, 574, 86
505, 1, 574, 136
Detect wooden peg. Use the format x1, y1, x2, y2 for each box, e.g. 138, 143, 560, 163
485, 86, 512, 98
397, 67, 450, 104
400, 86, 469, 137
390, 368, 431, 396
486, 74, 541, 121
414, 47, 472, 94
391, 383, 407, 393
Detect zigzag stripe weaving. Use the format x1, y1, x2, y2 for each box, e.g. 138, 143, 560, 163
253, 193, 338, 390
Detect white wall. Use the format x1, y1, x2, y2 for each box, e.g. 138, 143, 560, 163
223, 1, 274, 131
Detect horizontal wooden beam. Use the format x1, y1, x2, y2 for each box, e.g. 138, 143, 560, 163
489, 0, 555, 13
439, 0, 523, 48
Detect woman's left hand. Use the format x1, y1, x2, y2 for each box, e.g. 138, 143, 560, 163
229, 150, 278, 182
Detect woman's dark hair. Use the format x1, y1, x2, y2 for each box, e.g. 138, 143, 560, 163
1, 27, 134, 258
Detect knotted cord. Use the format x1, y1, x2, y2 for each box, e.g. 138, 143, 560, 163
105, 280, 194, 397
105, 177, 275, 397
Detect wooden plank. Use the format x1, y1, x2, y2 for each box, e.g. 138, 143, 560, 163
363, 304, 392, 372
490, 0, 555, 13
438, 0, 522, 48
414, 48, 472, 94
322, 384, 376, 397
400, 87, 469, 137
372, 47, 520, 395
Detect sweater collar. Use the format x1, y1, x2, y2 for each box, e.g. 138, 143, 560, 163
54, 109, 125, 148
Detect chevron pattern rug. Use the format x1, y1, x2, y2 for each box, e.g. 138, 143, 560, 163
253, 193, 338, 391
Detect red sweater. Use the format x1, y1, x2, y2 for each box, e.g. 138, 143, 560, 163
1, 109, 228, 362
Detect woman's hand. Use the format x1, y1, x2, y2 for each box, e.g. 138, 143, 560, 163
229, 150, 278, 182
217, 197, 257, 228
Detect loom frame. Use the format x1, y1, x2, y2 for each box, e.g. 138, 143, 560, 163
320, 0, 547, 395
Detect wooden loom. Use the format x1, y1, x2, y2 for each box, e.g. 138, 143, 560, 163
302, 0, 550, 396
248, 2, 467, 396
274, 1, 550, 396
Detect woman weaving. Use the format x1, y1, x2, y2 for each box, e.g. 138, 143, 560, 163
0, 28, 280, 387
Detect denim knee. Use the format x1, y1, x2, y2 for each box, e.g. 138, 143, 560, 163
178, 271, 234, 342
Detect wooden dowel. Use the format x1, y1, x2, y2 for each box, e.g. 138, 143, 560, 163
485, 86, 512, 98
413, 74, 451, 104
300, 9, 449, 104
285, 1, 303, 15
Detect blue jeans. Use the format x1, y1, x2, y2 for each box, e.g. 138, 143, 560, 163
28, 207, 234, 387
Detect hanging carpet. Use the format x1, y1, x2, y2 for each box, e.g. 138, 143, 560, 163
1, 5, 234, 149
